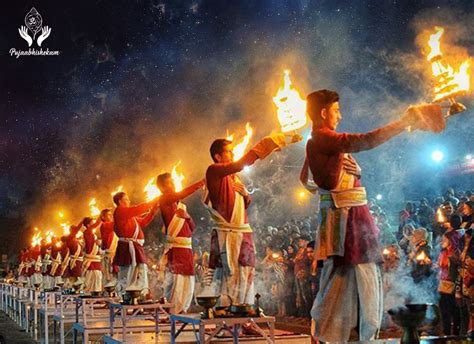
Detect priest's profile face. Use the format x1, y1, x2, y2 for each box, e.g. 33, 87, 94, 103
216, 143, 234, 163
322, 101, 342, 130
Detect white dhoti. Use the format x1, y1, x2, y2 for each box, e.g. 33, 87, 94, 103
311, 258, 383, 342
211, 265, 255, 306
117, 264, 148, 294
42, 275, 54, 289
102, 255, 117, 287
84, 270, 103, 293
164, 271, 195, 313
30, 272, 43, 287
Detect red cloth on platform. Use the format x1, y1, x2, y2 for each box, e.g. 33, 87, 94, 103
306, 122, 405, 265
206, 151, 259, 270
113, 202, 156, 266
83, 228, 101, 271
160, 181, 202, 276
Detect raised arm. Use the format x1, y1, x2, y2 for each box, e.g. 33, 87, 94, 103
317, 120, 406, 154
160, 179, 205, 205
121, 200, 158, 218
209, 151, 259, 178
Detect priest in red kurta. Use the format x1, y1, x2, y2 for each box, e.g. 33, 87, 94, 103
59, 236, 70, 287
82, 217, 103, 293
302, 89, 443, 342
66, 221, 85, 287
49, 237, 63, 287
29, 243, 43, 287
99, 209, 118, 287
113, 192, 159, 294
41, 238, 54, 289
157, 173, 204, 313
204, 134, 296, 305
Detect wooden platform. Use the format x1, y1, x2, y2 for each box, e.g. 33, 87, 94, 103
103, 331, 311, 343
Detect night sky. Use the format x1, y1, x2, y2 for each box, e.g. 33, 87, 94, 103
1, 1, 473, 256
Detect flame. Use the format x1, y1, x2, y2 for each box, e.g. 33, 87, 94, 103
55, 242, 62, 248
61, 223, 70, 236
273, 70, 307, 133
171, 161, 185, 192
416, 251, 430, 263
111, 185, 124, 197
45, 231, 54, 244
88, 198, 101, 217
426, 26, 470, 102
227, 122, 253, 161
436, 207, 446, 223
272, 253, 280, 259
383, 248, 390, 255
58, 211, 65, 219
427, 26, 444, 61
144, 178, 162, 202
31, 232, 42, 247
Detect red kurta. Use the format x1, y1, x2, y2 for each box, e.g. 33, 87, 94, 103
60, 243, 70, 278
50, 244, 62, 277
113, 202, 156, 266
41, 243, 52, 275
206, 152, 259, 269
160, 181, 202, 276
66, 229, 83, 277
83, 228, 101, 271
306, 122, 405, 265
100, 221, 115, 250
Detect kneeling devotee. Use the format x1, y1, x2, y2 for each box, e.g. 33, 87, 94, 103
301, 89, 443, 342
113, 192, 160, 294
204, 133, 298, 305
157, 173, 205, 313
82, 217, 103, 293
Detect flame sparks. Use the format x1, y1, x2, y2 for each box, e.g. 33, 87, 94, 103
144, 178, 162, 202
426, 26, 470, 102
226, 122, 253, 161
171, 161, 185, 192
111, 185, 124, 197
89, 198, 101, 217
273, 70, 307, 133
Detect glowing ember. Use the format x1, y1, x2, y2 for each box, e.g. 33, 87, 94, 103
111, 185, 124, 197
171, 161, 185, 192
89, 198, 101, 217
426, 26, 470, 102
296, 189, 308, 201
144, 178, 162, 202
272, 253, 280, 259
227, 122, 253, 161
273, 69, 307, 133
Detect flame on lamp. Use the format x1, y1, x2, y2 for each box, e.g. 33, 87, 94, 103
171, 161, 185, 192
426, 26, 470, 103
111, 185, 124, 197
89, 198, 101, 217
273, 69, 307, 133
226, 122, 254, 161
144, 178, 162, 202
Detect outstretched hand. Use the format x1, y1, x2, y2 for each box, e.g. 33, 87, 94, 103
37, 26, 51, 47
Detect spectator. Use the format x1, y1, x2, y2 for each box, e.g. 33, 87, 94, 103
438, 231, 461, 335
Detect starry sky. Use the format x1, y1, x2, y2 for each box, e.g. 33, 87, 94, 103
1, 0, 473, 254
